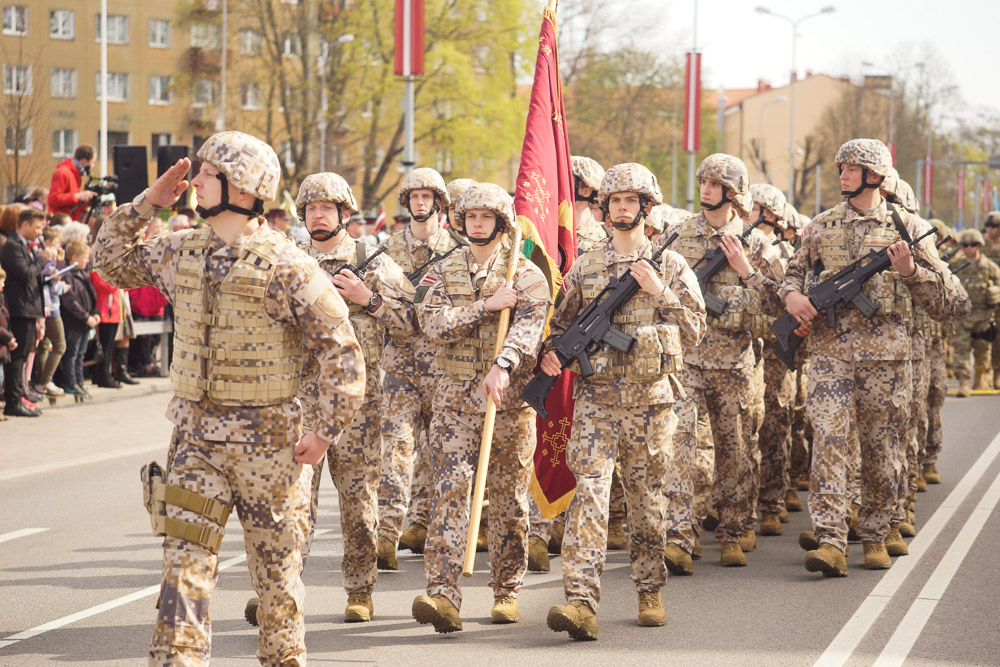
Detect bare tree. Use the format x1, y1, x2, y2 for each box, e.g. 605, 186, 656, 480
0, 36, 52, 198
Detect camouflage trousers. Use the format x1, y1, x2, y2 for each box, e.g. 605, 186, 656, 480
670, 364, 759, 544
529, 464, 625, 542
150, 429, 311, 667
807, 355, 911, 551
993, 305, 1000, 375
529, 496, 552, 541
304, 382, 380, 596
924, 339, 948, 466
758, 348, 795, 515
424, 404, 534, 609
789, 360, 813, 485
952, 317, 992, 381
745, 351, 766, 527
562, 399, 673, 612
895, 355, 929, 524
378, 370, 436, 542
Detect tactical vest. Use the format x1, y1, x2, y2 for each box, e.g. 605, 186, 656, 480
171, 227, 303, 406
958, 259, 1000, 310
343, 240, 385, 365
673, 216, 764, 334
385, 228, 460, 346
435, 246, 513, 380
575, 246, 683, 384
814, 203, 912, 319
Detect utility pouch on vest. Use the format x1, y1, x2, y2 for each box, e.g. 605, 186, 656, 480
141, 461, 167, 537
625, 325, 664, 381
707, 285, 747, 332
139, 460, 231, 554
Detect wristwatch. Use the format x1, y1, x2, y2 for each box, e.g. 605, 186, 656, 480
742, 270, 757, 282
366, 293, 382, 313
495, 356, 513, 372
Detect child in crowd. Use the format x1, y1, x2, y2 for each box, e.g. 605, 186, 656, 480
33, 226, 67, 397
59, 240, 99, 399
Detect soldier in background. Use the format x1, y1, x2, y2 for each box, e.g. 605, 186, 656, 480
543, 163, 705, 639
572, 156, 609, 254
950, 228, 1000, 397
980, 211, 1000, 388
445, 178, 477, 235
92, 132, 366, 665
411, 182, 551, 633
378, 168, 464, 568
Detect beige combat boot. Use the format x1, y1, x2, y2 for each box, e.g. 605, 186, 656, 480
491, 595, 520, 624
692, 534, 702, 560
244, 596, 262, 627
637, 591, 667, 627
412, 594, 462, 633
785, 488, 804, 512
957, 379, 972, 398
916, 472, 928, 492
377, 536, 398, 571
863, 541, 891, 569
760, 513, 783, 536
721, 541, 746, 567
922, 463, 942, 485
663, 543, 694, 576
345, 593, 373, 622
547, 600, 598, 640
885, 528, 908, 557
805, 543, 848, 577
547, 520, 565, 554
606, 521, 627, 550
798, 530, 820, 551
527, 535, 550, 572
398, 522, 427, 554
740, 527, 757, 552
974, 369, 990, 391
797, 475, 811, 491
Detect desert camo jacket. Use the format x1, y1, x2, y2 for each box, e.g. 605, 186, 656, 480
92, 196, 366, 446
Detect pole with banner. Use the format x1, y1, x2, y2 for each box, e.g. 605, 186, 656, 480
684, 49, 701, 210
923, 155, 933, 206
395, 0, 424, 175
957, 169, 965, 226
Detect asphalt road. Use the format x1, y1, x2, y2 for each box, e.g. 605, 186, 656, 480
1, 383, 998, 666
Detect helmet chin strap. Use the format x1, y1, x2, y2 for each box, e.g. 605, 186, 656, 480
700, 188, 730, 212
308, 206, 347, 242
840, 168, 883, 198
611, 209, 646, 231
467, 219, 503, 246
408, 200, 439, 224
196, 173, 263, 220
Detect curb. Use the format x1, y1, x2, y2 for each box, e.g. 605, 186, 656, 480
43, 377, 174, 410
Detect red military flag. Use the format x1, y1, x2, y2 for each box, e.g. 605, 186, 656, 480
513, 2, 578, 518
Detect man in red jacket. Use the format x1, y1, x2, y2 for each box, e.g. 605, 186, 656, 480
48, 145, 98, 220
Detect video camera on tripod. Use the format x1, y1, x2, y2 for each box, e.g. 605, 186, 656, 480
78, 175, 118, 225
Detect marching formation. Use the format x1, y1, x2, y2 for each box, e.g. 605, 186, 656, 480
90, 130, 972, 665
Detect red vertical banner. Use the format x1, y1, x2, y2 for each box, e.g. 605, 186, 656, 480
923, 155, 933, 205
957, 169, 965, 210
684, 51, 701, 152
888, 142, 896, 166
394, 0, 424, 77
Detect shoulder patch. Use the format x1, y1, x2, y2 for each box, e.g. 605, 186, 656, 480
415, 273, 438, 303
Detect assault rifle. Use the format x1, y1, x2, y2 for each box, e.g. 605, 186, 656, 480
405, 231, 467, 285
771, 227, 937, 371
522, 233, 678, 419
952, 260, 971, 275
332, 244, 387, 280
693, 220, 763, 317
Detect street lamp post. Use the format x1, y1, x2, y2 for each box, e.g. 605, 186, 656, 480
757, 95, 787, 183
318, 34, 355, 172
861, 60, 924, 164
922, 83, 959, 214
755, 5, 835, 206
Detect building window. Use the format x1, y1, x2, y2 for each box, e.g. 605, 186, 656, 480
192, 79, 215, 108
2, 5, 28, 36
95, 71, 130, 102
3, 64, 31, 95
190, 24, 219, 49
49, 9, 75, 40
151, 132, 171, 154
95, 14, 129, 44
51, 128, 77, 157
241, 83, 262, 110
282, 32, 302, 57
149, 75, 171, 105
50, 68, 76, 98
239, 28, 261, 56
148, 18, 170, 48
5, 125, 32, 155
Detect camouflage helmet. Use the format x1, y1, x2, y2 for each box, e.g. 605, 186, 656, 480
927, 218, 948, 235
663, 206, 694, 226
295, 172, 358, 221
647, 204, 670, 234
986, 210, 1000, 225
446, 178, 477, 208
454, 182, 516, 233
881, 167, 919, 214
959, 228, 985, 246
196, 131, 281, 201
571, 156, 606, 191
598, 163, 664, 207
696, 153, 752, 215
749, 183, 787, 223
796, 212, 811, 230
781, 202, 800, 230
397, 167, 450, 208
834, 139, 893, 178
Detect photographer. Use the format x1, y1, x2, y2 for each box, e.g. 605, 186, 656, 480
48, 146, 98, 221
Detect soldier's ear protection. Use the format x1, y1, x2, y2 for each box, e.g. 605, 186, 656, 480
196, 172, 265, 221
838, 165, 884, 198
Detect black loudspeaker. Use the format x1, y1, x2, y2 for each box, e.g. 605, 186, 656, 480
112, 145, 149, 206
157, 145, 188, 177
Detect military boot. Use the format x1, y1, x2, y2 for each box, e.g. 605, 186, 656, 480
898, 520, 916, 538
785, 488, 804, 512
922, 463, 941, 485
663, 543, 694, 576
637, 591, 667, 627
412, 594, 462, 633
863, 541, 891, 570
702, 509, 720, 532
547, 600, 598, 640
804, 543, 848, 577
692, 534, 702, 560
398, 522, 427, 554
244, 596, 262, 627
760, 513, 783, 536
377, 536, 398, 571
974, 369, 990, 391
799, 530, 820, 551
476, 518, 488, 552
721, 541, 746, 567
491, 595, 520, 624
885, 528, 908, 557
957, 379, 972, 398
797, 475, 811, 491
547, 520, 565, 554
847, 503, 861, 542
740, 528, 757, 552
527, 535, 550, 572
779, 507, 790, 523
345, 593, 373, 622
606, 521, 627, 550
916, 473, 928, 492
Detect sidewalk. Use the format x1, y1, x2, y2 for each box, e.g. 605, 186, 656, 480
41, 376, 174, 411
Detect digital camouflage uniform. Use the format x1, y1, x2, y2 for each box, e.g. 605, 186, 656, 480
980, 212, 1000, 386
924, 268, 969, 466
379, 168, 463, 547
572, 156, 610, 254
93, 133, 366, 666
549, 163, 706, 613
777, 139, 954, 555
664, 154, 782, 558
415, 183, 551, 611
950, 231, 1000, 389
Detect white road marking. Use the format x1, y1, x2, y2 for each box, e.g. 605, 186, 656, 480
813, 430, 1000, 667
0, 530, 332, 651
873, 469, 1000, 667
0, 443, 164, 482
0, 528, 48, 545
